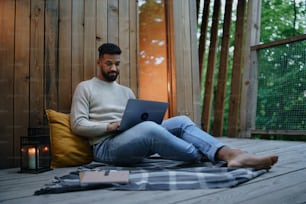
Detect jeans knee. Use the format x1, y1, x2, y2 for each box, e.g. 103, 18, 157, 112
136, 121, 163, 134
172, 115, 194, 127
177, 115, 192, 122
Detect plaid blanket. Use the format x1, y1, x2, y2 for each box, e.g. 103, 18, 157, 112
34, 158, 267, 195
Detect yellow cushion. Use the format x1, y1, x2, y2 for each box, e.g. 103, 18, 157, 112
46, 109, 93, 168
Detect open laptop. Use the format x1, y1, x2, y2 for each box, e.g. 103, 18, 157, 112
117, 99, 169, 131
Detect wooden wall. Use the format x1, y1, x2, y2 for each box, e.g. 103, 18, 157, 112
172, 0, 201, 124
0, 0, 200, 169
0, 0, 138, 168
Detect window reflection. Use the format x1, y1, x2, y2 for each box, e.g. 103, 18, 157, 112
138, 0, 169, 105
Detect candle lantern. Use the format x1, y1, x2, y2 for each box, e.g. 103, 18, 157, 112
20, 135, 51, 173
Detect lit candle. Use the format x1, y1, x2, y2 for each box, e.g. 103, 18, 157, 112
42, 146, 49, 152
28, 147, 38, 169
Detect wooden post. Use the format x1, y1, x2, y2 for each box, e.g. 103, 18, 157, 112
213, 0, 233, 136
198, 0, 210, 80
201, 0, 221, 132
227, 0, 247, 137
173, 0, 201, 125
190, 0, 201, 125
239, 0, 262, 138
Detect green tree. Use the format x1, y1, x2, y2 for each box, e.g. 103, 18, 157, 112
260, 0, 306, 42
256, 0, 306, 132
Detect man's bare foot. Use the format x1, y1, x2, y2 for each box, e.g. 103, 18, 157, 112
227, 153, 278, 169
217, 147, 278, 169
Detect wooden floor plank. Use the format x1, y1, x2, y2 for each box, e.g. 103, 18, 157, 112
1, 138, 306, 204
180, 168, 306, 204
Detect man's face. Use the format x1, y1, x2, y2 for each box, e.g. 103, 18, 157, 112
97, 54, 120, 82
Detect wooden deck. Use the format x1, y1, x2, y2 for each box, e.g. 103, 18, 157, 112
1, 138, 306, 204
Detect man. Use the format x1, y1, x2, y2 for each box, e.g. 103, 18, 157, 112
70, 43, 278, 169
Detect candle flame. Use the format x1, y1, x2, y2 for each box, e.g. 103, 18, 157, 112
28, 147, 36, 154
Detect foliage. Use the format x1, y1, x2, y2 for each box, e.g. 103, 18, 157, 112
260, 0, 306, 43
198, 0, 306, 138
256, 40, 306, 131
256, 0, 306, 132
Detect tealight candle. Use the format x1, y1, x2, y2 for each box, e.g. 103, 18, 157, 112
42, 146, 49, 152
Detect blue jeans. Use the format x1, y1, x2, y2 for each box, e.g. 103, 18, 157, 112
93, 115, 225, 165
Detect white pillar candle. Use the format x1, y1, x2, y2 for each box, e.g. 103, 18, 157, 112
28, 147, 38, 169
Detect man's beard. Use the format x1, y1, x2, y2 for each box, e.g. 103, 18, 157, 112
102, 70, 119, 82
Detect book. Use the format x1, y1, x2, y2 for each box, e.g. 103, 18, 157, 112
79, 170, 129, 184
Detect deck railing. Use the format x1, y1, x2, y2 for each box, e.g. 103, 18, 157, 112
250, 34, 306, 136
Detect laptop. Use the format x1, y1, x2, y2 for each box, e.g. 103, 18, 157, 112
117, 99, 169, 131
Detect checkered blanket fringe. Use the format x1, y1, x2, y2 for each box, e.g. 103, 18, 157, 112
34, 159, 267, 195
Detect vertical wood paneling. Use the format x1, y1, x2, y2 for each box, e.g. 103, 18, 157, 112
0, 0, 15, 168
129, 0, 138, 95
173, 0, 187, 117
108, 0, 119, 44
30, 0, 45, 127
213, 0, 233, 136
0, 0, 201, 168
189, 0, 201, 125
96, 0, 108, 51
84, 0, 96, 80
201, 0, 221, 132
45, 0, 59, 110
173, 0, 196, 121
14, 0, 31, 166
58, 0, 72, 113
118, 0, 130, 87
71, 0, 84, 92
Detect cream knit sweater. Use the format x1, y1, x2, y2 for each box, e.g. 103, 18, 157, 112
70, 77, 135, 145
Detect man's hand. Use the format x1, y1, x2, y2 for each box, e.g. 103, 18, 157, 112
107, 122, 121, 132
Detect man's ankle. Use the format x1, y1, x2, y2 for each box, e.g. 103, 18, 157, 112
216, 146, 243, 163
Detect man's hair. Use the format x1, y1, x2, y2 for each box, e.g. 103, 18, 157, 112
98, 43, 122, 57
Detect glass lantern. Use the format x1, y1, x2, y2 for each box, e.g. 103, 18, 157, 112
20, 136, 51, 173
